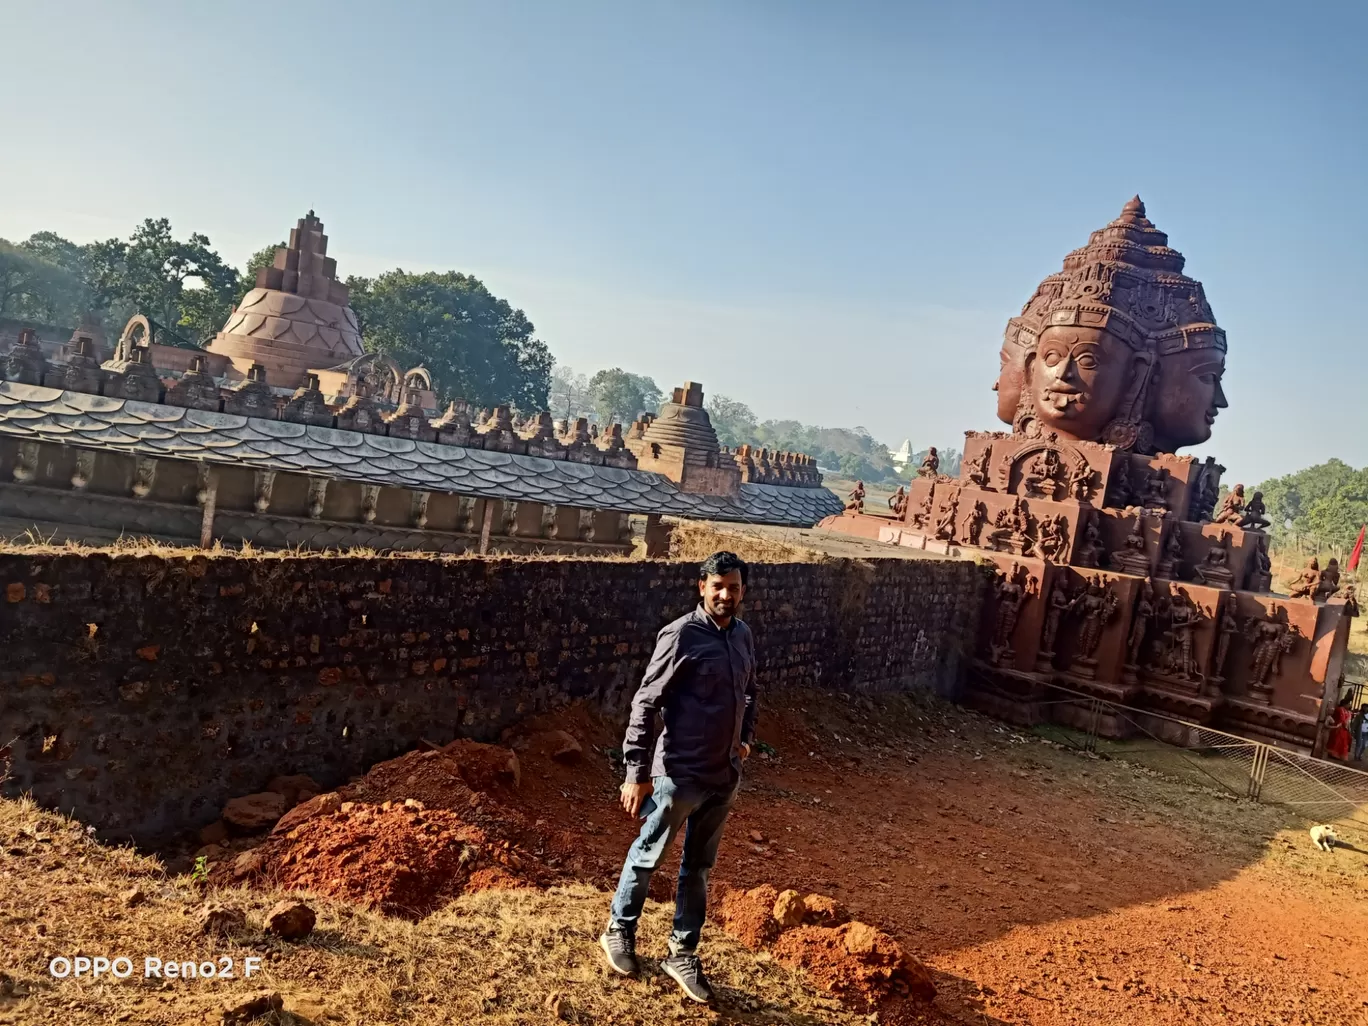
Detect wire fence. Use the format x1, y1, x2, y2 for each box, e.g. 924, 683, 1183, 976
1017, 682, 1368, 827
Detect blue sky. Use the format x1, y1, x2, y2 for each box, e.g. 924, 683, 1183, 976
1, 0, 1364, 484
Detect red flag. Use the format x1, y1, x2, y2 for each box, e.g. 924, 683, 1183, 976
1351, 524, 1366, 572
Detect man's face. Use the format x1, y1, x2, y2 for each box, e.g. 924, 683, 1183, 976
1028, 325, 1136, 441
700, 570, 745, 621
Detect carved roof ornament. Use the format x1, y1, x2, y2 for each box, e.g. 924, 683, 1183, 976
995, 197, 1227, 454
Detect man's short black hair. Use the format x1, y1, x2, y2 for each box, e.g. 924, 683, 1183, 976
699, 550, 748, 585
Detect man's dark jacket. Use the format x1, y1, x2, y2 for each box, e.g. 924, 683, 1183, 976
622, 605, 758, 788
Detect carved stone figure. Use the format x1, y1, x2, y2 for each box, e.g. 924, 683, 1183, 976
1022, 448, 1062, 498
918, 447, 940, 478
1075, 512, 1105, 568
888, 486, 907, 518
1038, 513, 1071, 563
1246, 533, 1273, 592
1213, 600, 1238, 681
1316, 558, 1341, 601
1038, 579, 1070, 666
966, 446, 991, 487
911, 490, 934, 531
1344, 584, 1359, 618
1108, 459, 1135, 508
1286, 558, 1321, 600
1067, 576, 1121, 673
1067, 461, 1093, 501
1002, 198, 1226, 454
989, 497, 1034, 555
1126, 579, 1155, 669
1194, 532, 1234, 589
962, 500, 988, 547
934, 494, 959, 542
1157, 522, 1185, 580
1110, 517, 1151, 576
1213, 483, 1245, 524
1167, 590, 1200, 680
1243, 614, 1298, 700
1238, 490, 1270, 530
845, 480, 866, 513
990, 562, 1031, 666
1139, 467, 1170, 510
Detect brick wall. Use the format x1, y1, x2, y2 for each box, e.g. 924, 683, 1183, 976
0, 551, 987, 844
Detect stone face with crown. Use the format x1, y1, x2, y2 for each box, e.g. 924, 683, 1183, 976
822, 198, 1352, 757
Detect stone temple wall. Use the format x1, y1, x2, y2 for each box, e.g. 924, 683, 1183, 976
0, 551, 988, 845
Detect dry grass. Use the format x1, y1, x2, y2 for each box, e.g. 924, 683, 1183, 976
665, 520, 829, 566
0, 797, 864, 1026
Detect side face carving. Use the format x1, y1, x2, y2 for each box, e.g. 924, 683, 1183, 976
994, 336, 1031, 425
1148, 349, 1228, 453
1025, 325, 1144, 442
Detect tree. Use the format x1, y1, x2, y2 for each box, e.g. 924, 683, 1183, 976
113, 219, 242, 342
586, 368, 663, 426
348, 270, 552, 411
705, 394, 758, 448
0, 240, 83, 324
243, 243, 284, 288
549, 365, 592, 421
1256, 458, 1368, 557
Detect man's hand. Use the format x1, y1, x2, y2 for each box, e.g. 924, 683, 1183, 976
740, 742, 752, 761
620, 780, 653, 817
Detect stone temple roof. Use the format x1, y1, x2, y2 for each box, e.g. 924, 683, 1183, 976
205, 212, 364, 387
0, 383, 843, 526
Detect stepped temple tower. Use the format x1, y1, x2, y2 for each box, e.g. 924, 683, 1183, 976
822, 197, 1354, 755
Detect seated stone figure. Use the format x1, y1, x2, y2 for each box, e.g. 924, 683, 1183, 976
1238, 490, 1270, 530
1287, 557, 1321, 600
917, 447, 940, 478
1213, 483, 1246, 524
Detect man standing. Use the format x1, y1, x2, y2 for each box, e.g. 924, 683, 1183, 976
600, 551, 758, 1003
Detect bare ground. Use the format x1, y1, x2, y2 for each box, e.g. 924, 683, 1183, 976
2, 689, 1365, 1025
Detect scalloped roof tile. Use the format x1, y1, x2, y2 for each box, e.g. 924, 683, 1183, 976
0, 382, 843, 526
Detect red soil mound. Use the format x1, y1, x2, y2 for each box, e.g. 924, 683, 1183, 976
717, 885, 936, 1012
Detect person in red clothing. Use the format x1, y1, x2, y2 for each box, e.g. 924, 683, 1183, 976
1327, 696, 1353, 761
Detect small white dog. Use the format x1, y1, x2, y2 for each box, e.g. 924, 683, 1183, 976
1310, 825, 1339, 851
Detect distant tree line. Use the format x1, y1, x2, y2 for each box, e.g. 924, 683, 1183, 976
1253, 458, 1367, 559
0, 220, 551, 410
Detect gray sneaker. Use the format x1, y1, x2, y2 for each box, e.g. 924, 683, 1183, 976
661, 952, 713, 1003
599, 927, 638, 976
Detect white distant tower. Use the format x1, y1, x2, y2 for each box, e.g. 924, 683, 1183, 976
891, 438, 913, 471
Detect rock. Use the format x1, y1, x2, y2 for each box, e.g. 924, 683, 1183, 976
545, 992, 568, 1019
198, 820, 229, 846
266, 774, 322, 808
121, 886, 146, 908
772, 889, 806, 930
842, 921, 883, 956
749, 830, 766, 843
264, 899, 316, 940
199, 902, 246, 938
221, 990, 283, 1024
802, 893, 849, 927
272, 792, 342, 835
231, 850, 265, 880
194, 844, 226, 862
222, 792, 287, 832
542, 730, 583, 763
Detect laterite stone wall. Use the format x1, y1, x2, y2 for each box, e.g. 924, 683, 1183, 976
0, 551, 987, 844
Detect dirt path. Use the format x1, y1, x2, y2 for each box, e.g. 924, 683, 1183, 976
513, 694, 1368, 1025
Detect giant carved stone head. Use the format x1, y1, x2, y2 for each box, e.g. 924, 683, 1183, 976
998, 197, 1225, 453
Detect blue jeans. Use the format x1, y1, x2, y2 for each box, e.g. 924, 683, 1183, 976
608, 775, 737, 953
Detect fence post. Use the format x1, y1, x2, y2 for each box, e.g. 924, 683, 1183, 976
1247, 744, 1268, 800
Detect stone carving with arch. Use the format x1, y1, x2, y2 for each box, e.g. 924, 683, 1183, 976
346, 352, 403, 402
403, 366, 433, 393
997, 438, 1090, 500
115, 314, 153, 363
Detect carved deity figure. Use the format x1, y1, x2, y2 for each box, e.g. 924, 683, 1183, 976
918, 447, 940, 478
1025, 324, 1153, 446
1067, 462, 1093, 502
1244, 614, 1297, 694
1194, 533, 1234, 589
1126, 579, 1155, 667
1139, 467, 1170, 510
911, 490, 934, 531
1344, 583, 1360, 618
1213, 483, 1245, 525
962, 500, 988, 547
1110, 516, 1151, 576
1039, 578, 1071, 660
888, 485, 907, 518
1167, 591, 1200, 680
1068, 576, 1121, 665
1286, 557, 1321, 600
1316, 558, 1341, 601
1038, 513, 1071, 563
966, 446, 991, 487
990, 562, 1031, 666
989, 498, 1035, 555
1075, 512, 1105, 568
1246, 534, 1273, 592
1108, 459, 1135, 508
1022, 449, 1062, 498
1213, 600, 1239, 680
1195, 465, 1222, 522
1238, 490, 1270, 530
934, 494, 959, 541
845, 480, 866, 513
1159, 522, 1186, 579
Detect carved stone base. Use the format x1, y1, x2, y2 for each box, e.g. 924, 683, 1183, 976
1035, 650, 1058, 674
1068, 657, 1099, 681
1194, 566, 1234, 589
1155, 559, 1178, 580
1110, 550, 1151, 577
